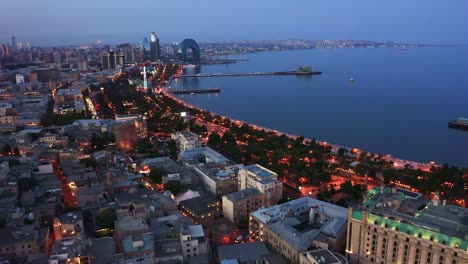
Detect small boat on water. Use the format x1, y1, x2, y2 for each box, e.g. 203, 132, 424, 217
448, 117, 468, 130
349, 78, 355, 83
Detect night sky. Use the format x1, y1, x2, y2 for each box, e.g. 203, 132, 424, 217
1, 0, 467, 46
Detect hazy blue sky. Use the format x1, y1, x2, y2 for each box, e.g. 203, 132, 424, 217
1, 0, 467, 46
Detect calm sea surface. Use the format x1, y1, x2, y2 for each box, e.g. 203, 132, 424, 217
173, 48, 468, 167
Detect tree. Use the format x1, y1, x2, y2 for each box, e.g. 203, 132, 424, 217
18, 177, 38, 192
383, 169, 399, 184
337, 147, 347, 156
358, 151, 368, 161
340, 180, 353, 195
167, 140, 177, 159
208, 132, 221, 147
80, 158, 98, 170
96, 208, 117, 230
0, 217, 6, 228
336, 198, 347, 208
149, 168, 165, 184
164, 180, 181, 195
1, 144, 12, 154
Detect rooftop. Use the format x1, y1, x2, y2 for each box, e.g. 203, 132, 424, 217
251, 197, 348, 225
179, 195, 218, 215
115, 187, 154, 206
60, 211, 83, 225
188, 225, 204, 238
174, 130, 199, 140
83, 237, 116, 264
154, 239, 182, 257
224, 188, 262, 202
218, 242, 270, 262
179, 147, 229, 163
250, 197, 348, 252
115, 215, 148, 233
244, 164, 277, 180
353, 186, 468, 251
301, 248, 345, 264
196, 162, 242, 181
122, 232, 154, 253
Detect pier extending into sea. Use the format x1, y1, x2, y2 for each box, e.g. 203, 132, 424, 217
169, 88, 221, 95
174, 70, 322, 78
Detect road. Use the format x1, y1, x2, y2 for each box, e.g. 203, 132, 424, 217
51, 160, 78, 208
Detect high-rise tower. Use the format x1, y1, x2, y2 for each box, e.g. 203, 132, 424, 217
150, 32, 160, 61
11, 36, 16, 50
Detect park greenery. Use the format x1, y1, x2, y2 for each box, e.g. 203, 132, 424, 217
79, 158, 98, 170
148, 91, 468, 203
149, 167, 166, 184
164, 180, 182, 195
96, 208, 117, 230
89, 132, 115, 152
40, 100, 86, 127
18, 177, 38, 192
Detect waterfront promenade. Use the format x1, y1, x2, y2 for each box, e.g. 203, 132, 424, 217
160, 85, 435, 172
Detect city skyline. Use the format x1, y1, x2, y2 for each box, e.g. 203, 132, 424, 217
2, 0, 468, 46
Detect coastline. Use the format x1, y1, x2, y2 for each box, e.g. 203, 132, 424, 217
160, 85, 436, 172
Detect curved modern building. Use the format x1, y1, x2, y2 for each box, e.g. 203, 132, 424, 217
178, 39, 200, 63
140, 37, 151, 55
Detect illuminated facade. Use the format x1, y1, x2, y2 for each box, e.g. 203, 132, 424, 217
346, 187, 468, 264
115, 120, 137, 152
